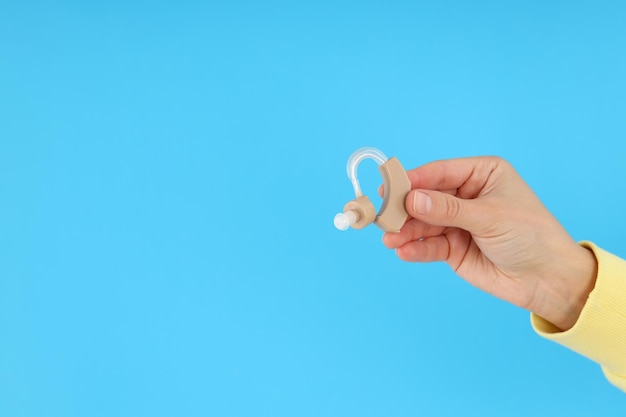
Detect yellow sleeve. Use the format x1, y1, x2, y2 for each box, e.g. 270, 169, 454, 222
531, 242, 626, 392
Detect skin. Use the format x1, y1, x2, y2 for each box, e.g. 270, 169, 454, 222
382, 156, 597, 331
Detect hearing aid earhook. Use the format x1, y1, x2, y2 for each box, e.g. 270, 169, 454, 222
334, 147, 412, 233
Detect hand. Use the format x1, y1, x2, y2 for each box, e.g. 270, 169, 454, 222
383, 156, 597, 331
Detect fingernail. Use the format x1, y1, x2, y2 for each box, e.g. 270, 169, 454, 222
412, 191, 432, 215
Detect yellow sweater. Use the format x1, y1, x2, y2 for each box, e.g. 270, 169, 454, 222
532, 242, 626, 392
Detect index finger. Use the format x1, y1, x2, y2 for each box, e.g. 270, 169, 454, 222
406, 156, 503, 195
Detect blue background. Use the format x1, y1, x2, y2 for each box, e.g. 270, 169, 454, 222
1, 1, 625, 416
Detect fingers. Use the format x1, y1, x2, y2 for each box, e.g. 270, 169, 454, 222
394, 235, 451, 263
393, 228, 474, 267
406, 189, 491, 233
382, 218, 446, 249
406, 156, 505, 197
380, 184, 457, 199
382, 156, 510, 248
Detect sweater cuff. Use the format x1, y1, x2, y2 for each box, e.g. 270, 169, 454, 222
531, 242, 626, 382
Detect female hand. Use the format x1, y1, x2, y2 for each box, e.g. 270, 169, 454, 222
383, 156, 597, 331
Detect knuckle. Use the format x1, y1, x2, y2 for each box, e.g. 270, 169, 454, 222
490, 155, 513, 172
444, 196, 462, 220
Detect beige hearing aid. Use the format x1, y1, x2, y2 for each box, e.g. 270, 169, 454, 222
334, 147, 411, 233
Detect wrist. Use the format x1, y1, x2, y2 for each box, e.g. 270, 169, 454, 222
533, 244, 598, 331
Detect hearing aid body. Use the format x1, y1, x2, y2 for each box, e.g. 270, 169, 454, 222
334, 147, 411, 233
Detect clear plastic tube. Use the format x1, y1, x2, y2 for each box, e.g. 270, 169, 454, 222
346, 147, 388, 197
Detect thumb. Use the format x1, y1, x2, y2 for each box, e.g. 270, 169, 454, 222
406, 189, 484, 231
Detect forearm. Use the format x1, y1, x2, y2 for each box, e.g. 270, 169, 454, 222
532, 242, 626, 392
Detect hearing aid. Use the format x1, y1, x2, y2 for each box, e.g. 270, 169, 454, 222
333, 147, 411, 233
